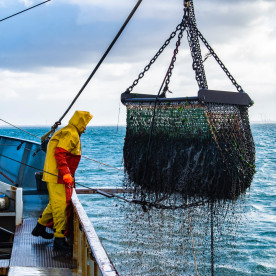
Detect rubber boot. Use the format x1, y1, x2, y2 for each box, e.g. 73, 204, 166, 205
53, 237, 71, 252
31, 222, 54, 239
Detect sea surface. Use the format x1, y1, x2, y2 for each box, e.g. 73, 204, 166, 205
0, 124, 275, 275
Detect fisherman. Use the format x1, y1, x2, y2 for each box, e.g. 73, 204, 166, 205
31, 111, 93, 251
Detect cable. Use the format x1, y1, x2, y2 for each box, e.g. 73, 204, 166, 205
187, 199, 199, 276
82, 155, 123, 172
52, 0, 143, 130
116, 101, 121, 133
0, 170, 17, 186
211, 200, 215, 276
0, 151, 208, 211
0, 152, 131, 203
0, 142, 123, 172
0, 0, 51, 23
142, 20, 186, 184
0, 119, 41, 140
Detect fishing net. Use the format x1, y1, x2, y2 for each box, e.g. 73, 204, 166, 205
118, 1, 255, 274
123, 99, 255, 206
111, 195, 248, 275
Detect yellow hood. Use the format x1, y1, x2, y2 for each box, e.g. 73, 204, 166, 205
69, 111, 93, 134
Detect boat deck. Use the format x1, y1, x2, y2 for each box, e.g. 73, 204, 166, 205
8, 218, 77, 276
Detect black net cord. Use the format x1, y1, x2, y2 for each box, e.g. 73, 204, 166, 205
141, 26, 186, 187
211, 200, 214, 276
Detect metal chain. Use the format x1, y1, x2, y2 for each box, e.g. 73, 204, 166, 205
163, 23, 187, 93
124, 20, 185, 94
186, 0, 208, 89
125, 0, 243, 94
195, 26, 244, 93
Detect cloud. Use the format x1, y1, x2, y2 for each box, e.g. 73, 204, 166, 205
19, 0, 34, 6
0, 0, 275, 125
1, 0, 275, 70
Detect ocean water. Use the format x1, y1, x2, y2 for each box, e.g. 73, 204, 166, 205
0, 124, 275, 275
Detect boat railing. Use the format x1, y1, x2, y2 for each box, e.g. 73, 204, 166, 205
72, 189, 119, 276
0, 180, 23, 227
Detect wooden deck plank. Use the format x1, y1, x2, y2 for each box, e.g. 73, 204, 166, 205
9, 218, 76, 269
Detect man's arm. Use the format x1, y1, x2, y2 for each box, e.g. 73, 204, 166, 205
55, 147, 74, 185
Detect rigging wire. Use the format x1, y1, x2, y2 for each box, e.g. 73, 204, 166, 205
141, 19, 186, 186
211, 200, 215, 276
116, 101, 121, 133
0, 152, 130, 203
187, 199, 199, 276
0, 143, 123, 172
0, 170, 17, 186
52, 0, 143, 131
0, 119, 41, 140
0, 118, 123, 171
0, 151, 207, 210
0, 0, 51, 23
0, 116, 123, 172
82, 155, 123, 172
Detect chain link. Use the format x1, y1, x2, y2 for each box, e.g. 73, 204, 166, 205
195, 26, 244, 93
124, 21, 185, 94
186, 0, 208, 89
163, 23, 187, 93
125, 0, 244, 95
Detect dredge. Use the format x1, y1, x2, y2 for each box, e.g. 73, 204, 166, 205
121, 0, 255, 206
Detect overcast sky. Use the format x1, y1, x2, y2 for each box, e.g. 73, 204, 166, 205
0, 0, 275, 126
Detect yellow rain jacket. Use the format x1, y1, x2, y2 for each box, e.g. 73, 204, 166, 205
39, 111, 92, 238
43, 111, 93, 184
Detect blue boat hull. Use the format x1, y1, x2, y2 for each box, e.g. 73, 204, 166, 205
0, 135, 45, 193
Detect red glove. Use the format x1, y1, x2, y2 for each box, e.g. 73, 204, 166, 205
63, 174, 74, 185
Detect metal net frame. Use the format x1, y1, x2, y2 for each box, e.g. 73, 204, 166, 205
121, 0, 255, 209
119, 2, 256, 274
123, 99, 255, 204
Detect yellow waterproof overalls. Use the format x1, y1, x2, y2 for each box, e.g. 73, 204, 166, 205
38, 111, 92, 238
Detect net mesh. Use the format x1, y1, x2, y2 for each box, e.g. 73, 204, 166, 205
123, 99, 255, 207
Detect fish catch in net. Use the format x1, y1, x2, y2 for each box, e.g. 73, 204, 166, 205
121, 0, 255, 209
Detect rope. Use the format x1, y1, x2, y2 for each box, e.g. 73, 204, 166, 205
0, 0, 51, 23
52, 0, 143, 131
0, 170, 17, 186
0, 119, 40, 140
0, 152, 208, 211
0, 152, 131, 203
116, 101, 121, 133
132, 198, 208, 211
142, 19, 186, 184
0, 143, 123, 172
0, 117, 123, 173
211, 200, 215, 276
82, 155, 123, 172
187, 199, 199, 276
